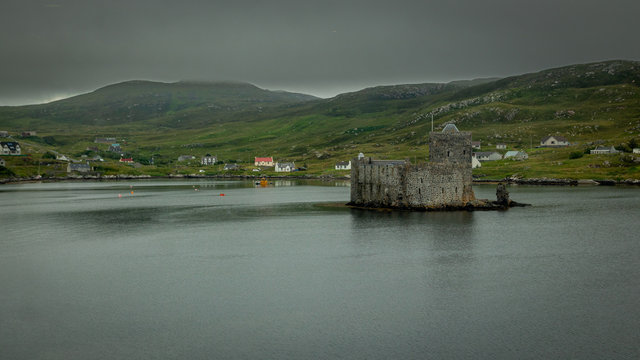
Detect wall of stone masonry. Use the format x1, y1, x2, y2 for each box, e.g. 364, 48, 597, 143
349, 131, 475, 208
429, 131, 472, 165
350, 159, 474, 208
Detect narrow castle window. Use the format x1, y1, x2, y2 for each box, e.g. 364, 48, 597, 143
447, 150, 451, 157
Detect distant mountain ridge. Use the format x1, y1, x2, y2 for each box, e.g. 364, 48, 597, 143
3, 80, 319, 126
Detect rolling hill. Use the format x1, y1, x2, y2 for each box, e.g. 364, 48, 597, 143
1, 60, 639, 180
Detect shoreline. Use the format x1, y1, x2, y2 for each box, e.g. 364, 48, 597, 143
1, 174, 640, 186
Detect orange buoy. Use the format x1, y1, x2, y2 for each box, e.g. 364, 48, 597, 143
220, 193, 225, 196
118, 194, 122, 198
130, 191, 134, 195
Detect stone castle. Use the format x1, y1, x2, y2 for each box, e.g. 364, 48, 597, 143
349, 124, 477, 209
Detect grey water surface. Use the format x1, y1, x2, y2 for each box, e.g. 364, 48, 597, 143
1, 180, 639, 359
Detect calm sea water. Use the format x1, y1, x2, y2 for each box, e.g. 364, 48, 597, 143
1, 180, 639, 360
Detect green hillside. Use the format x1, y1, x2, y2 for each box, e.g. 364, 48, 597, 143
1, 60, 639, 181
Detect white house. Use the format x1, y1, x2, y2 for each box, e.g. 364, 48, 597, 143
224, 163, 239, 171
335, 161, 351, 170
540, 136, 569, 147
474, 151, 503, 161
275, 162, 295, 172
590, 146, 620, 155
0, 142, 20, 155
471, 141, 481, 150
201, 154, 216, 165
504, 150, 529, 160
633, 148, 640, 154
0, 131, 8, 137
472, 156, 481, 169
496, 143, 507, 150
255, 157, 274, 167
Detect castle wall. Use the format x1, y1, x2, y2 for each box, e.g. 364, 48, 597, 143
429, 131, 472, 165
349, 130, 475, 209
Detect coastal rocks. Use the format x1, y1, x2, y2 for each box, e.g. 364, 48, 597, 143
475, 177, 640, 186
473, 178, 578, 185
496, 183, 510, 206
577, 179, 600, 185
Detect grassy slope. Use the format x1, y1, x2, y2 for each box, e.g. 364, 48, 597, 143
1, 60, 639, 180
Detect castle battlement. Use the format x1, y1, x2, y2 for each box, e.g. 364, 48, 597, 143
349, 124, 476, 209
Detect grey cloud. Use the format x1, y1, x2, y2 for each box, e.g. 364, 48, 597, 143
1, 0, 639, 104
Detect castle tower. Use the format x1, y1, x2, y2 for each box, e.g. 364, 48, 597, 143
428, 123, 472, 165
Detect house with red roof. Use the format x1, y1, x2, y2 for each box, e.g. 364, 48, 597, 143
254, 157, 274, 167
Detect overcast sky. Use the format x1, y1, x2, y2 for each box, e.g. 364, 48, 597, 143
1, 0, 639, 105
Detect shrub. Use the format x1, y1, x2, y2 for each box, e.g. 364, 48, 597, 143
616, 143, 632, 153
0, 166, 16, 177
569, 151, 584, 159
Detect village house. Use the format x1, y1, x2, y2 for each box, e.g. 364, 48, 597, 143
633, 148, 640, 154
224, 163, 240, 171
67, 163, 92, 173
178, 155, 195, 162
540, 136, 569, 147
275, 162, 295, 172
0, 131, 8, 137
474, 151, 503, 161
496, 143, 507, 150
471, 141, 481, 150
335, 161, 351, 170
472, 156, 481, 169
255, 157, 274, 167
119, 157, 134, 163
109, 143, 122, 152
21, 131, 37, 137
504, 150, 529, 160
0, 158, 5, 167
590, 146, 620, 155
95, 137, 116, 144
201, 154, 216, 165
0, 141, 21, 155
